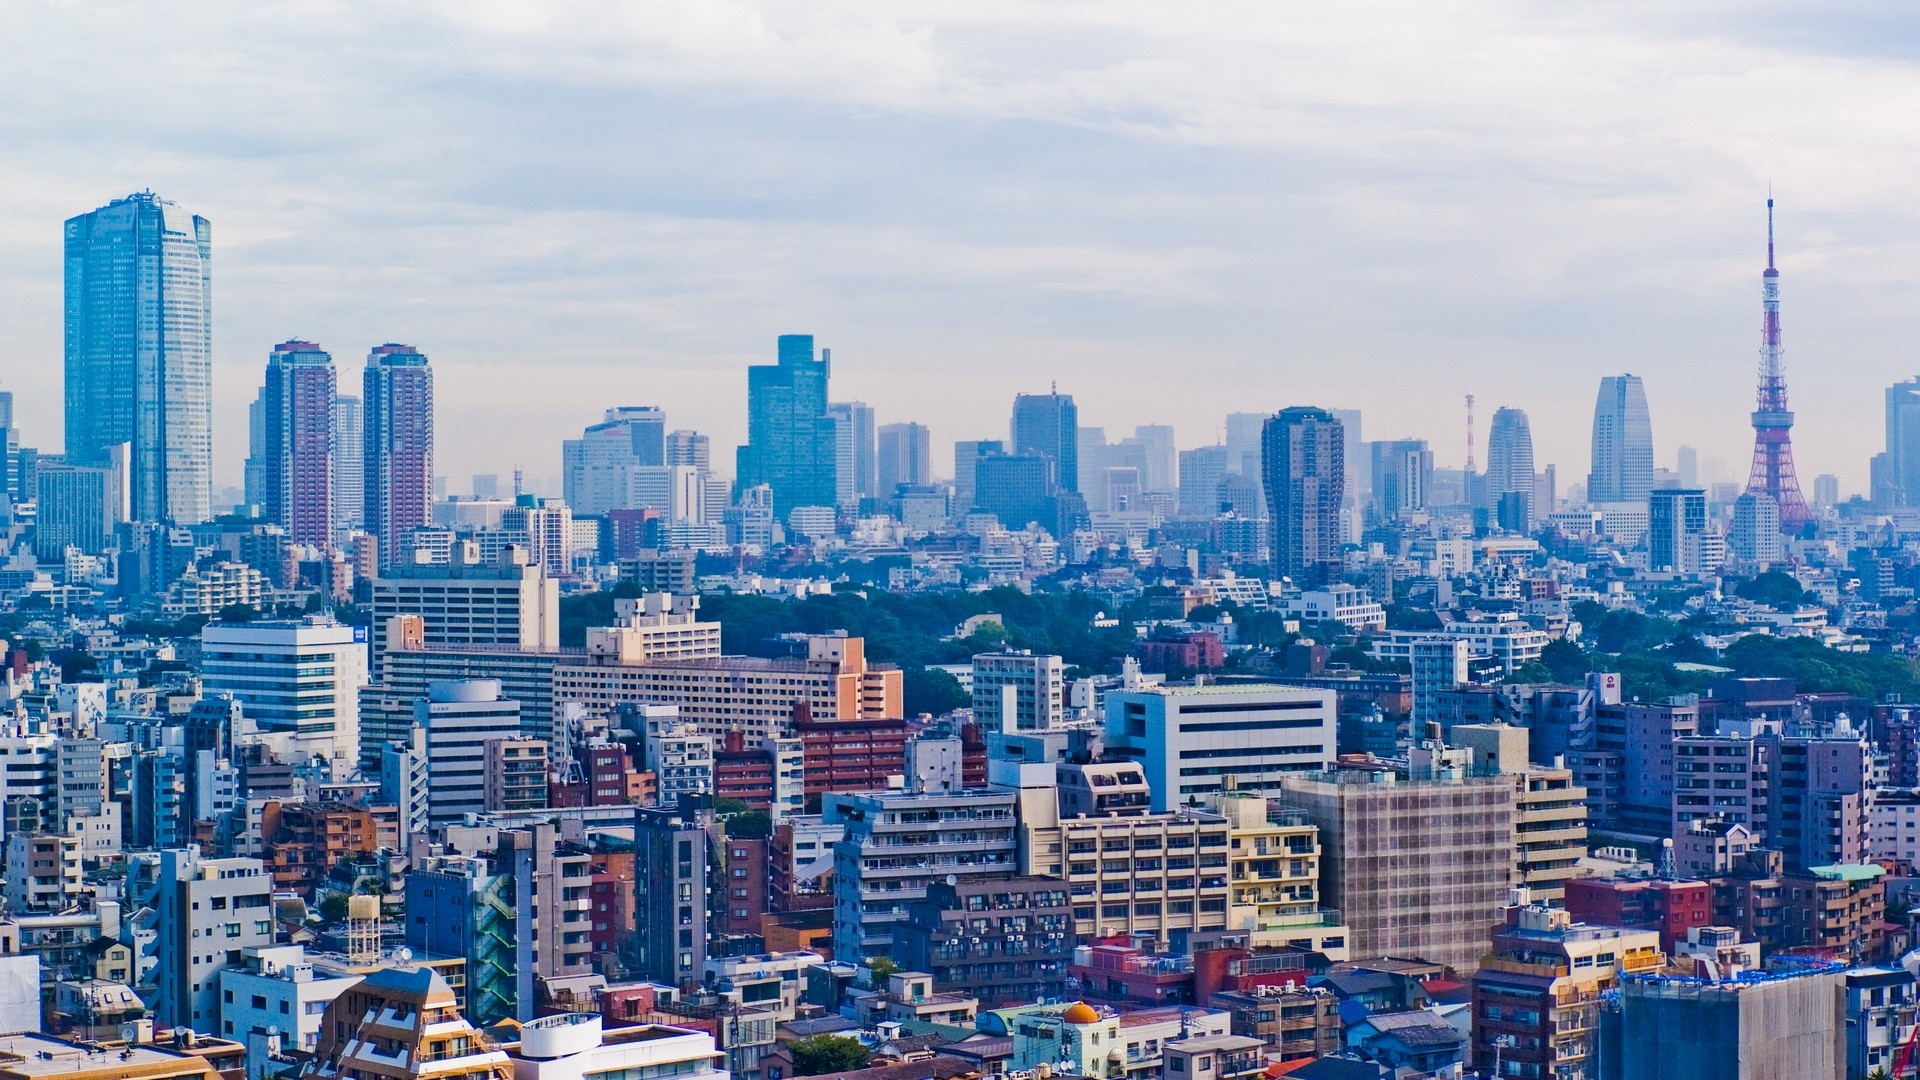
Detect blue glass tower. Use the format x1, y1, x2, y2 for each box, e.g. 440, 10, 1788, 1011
736, 334, 839, 516
64, 192, 214, 524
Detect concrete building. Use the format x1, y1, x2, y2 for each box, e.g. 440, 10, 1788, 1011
370, 544, 560, 665
582, 593, 722, 665
554, 632, 901, 741
308, 965, 512, 1080
1001, 1002, 1231, 1080
482, 738, 549, 813
1599, 959, 1845, 1080
217, 944, 360, 1071
633, 801, 715, 989
1473, 894, 1665, 1078
200, 617, 368, 780
894, 876, 1073, 1008
503, 1014, 725, 1080
1262, 407, 1345, 585
415, 680, 523, 825
147, 847, 275, 1031
1206, 791, 1349, 959
3, 833, 82, 913
1280, 766, 1517, 973
1105, 682, 1336, 811
971, 650, 1066, 733
826, 787, 1019, 962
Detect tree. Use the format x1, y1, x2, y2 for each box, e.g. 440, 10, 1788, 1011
1734, 570, 1809, 608
725, 811, 772, 841
1538, 639, 1591, 683
789, 1034, 870, 1076
317, 892, 349, 923
217, 603, 258, 623
864, 956, 899, 986
712, 798, 750, 817
902, 665, 968, 717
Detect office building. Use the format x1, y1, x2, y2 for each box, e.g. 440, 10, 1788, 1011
633, 800, 715, 988
1105, 682, 1336, 811
148, 847, 275, 1030
371, 544, 561, 663
561, 406, 668, 516
666, 428, 710, 469
1048, 806, 1234, 948
1589, 374, 1655, 503
1883, 376, 1920, 507
1012, 390, 1078, 493
556, 631, 898, 741
971, 650, 1066, 732
1262, 407, 1345, 584
1281, 766, 1517, 973
973, 452, 1056, 532
33, 449, 129, 558
248, 340, 337, 546
415, 680, 523, 824
953, 438, 1004, 511
1484, 406, 1535, 529
217, 944, 362, 1068
200, 618, 368, 780
1178, 445, 1231, 517
1370, 438, 1433, 522
876, 421, 931, 494
333, 394, 363, 531
828, 400, 877, 506
64, 192, 213, 524
736, 334, 838, 515
1647, 488, 1710, 573
1728, 492, 1782, 566
363, 343, 435, 568
827, 787, 1019, 961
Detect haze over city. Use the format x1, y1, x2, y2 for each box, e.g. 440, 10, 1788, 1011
4, 2, 1919, 489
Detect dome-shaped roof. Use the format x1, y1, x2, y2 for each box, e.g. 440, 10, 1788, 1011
1061, 1001, 1100, 1025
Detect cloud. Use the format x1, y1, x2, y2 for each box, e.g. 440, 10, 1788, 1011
0, 0, 1915, 494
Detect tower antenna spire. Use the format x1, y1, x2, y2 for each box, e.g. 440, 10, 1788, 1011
1743, 192, 1810, 531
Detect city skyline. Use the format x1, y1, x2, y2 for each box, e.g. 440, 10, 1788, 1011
3, 6, 1918, 492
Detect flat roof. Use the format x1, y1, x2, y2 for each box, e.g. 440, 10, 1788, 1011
0, 1034, 206, 1077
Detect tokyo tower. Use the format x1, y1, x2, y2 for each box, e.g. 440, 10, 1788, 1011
1743, 196, 1811, 530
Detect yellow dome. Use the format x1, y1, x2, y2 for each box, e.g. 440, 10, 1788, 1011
1061, 1002, 1100, 1025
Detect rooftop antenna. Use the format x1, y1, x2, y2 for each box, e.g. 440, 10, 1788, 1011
513, 467, 524, 498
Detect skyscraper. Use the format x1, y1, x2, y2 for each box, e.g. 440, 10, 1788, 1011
829, 401, 877, 507
1012, 390, 1079, 493
1883, 377, 1920, 508
876, 422, 931, 493
1262, 407, 1345, 584
666, 429, 711, 470
64, 192, 213, 524
363, 343, 435, 569
563, 406, 668, 516
1743, 197, 1811, 530
1370, 438, 1433, 523
736, 335, 838, 515
333, 395, 364, 531
1729, 492, 1782, 567
953, 439, 1004, 512
250, 341, 337, 547
1588, 375, 1655, 504
1647, 488, 1708, 573
1484, 406, 1536, 529
1178, 445, 1231, 517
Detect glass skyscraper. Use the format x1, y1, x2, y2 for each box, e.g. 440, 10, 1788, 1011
249, 341, 337, 546
1012, 390, 1079, 493
64, 192, 214, 523
736, 335, 839, 516
1588, 374, 1655, 503
364, 343, 435, 569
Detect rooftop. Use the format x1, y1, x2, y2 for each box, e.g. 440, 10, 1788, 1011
0, 1034, 207, 1078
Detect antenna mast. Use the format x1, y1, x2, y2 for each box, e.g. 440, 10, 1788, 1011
1464, 394, 1476, 474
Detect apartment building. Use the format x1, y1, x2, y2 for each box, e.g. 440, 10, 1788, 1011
1206, 791, 1349, 960
893, 876, 1073, 1007
147, 848, 276, 1030
1472, 895, 1665, 1078
370, 543, 560, 664
826, 788, 1019, 962
555, 633, 902, 741
307, 965, 514, 1080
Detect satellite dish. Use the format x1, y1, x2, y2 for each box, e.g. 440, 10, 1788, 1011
395, 946, 414, 962
946, 874, 958, 887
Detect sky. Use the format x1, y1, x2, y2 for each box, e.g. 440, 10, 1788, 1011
3, 1, 1918, 497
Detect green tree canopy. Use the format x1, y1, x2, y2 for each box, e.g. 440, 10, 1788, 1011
789, 1034, 870, 1076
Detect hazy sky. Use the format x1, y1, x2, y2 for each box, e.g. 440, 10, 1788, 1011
3, 1, 1918, 496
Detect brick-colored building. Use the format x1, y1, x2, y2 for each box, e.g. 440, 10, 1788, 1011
1563, 876, 1712, 953
260, 801, 385, 894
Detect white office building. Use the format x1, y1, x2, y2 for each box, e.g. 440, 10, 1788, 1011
1283, 584, 1387, 632
414, 680, 523, 825
1104, 683, 1337, 811
199, 618, 368, 780
972, 650, 1066, 732
218, 944, 360, 1072
370, 543, 561, 667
